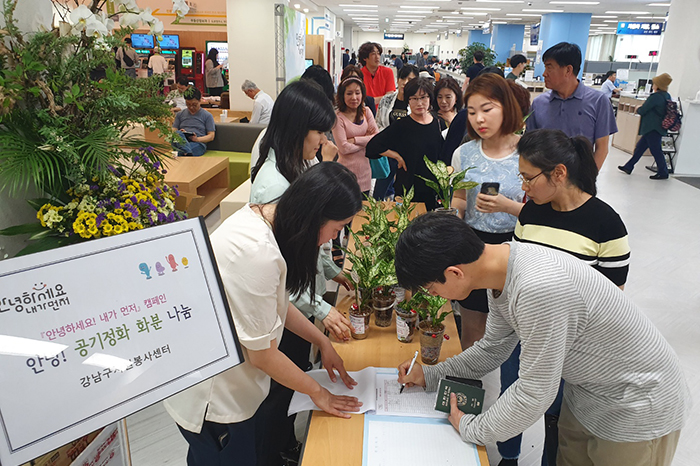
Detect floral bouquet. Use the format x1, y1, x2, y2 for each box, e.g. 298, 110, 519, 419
3, 149, 186, 255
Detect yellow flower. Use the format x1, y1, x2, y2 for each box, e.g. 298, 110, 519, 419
88, 226, 99, 237
102, 223, 113, 234
86, 218, 96, 227
115, 208, 123, 214
128, 222, 139, 230
113, 224, 124, 235
123, 210, 133, 219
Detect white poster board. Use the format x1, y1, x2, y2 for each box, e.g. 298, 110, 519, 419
284, 6, 306, 83
0, 218, 243, 466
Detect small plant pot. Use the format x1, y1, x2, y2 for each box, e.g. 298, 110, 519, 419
418, 321, 445, 365
395, 307, 418, 343
372, 289, 396, 328
434, 207, 459, 216
349, 303, 372, 340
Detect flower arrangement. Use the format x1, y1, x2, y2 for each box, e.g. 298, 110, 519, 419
3, 149, 186, 255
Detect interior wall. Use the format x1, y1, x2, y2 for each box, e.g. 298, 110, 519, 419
614, 33, 665, 63
353, 31, 467, 59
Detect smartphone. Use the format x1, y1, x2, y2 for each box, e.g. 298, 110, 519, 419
480, 182, 500, 196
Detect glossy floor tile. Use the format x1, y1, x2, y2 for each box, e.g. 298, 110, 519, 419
126, 145, 700, 466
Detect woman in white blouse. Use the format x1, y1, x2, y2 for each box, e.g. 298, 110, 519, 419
164, 163, 363, 466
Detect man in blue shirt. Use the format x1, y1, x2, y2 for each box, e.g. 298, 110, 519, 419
526, 42, 617, 169
392, 54, 403, 70
172, 87, 216, 156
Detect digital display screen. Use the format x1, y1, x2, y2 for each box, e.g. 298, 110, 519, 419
206, 41, 229, 67
158, 34, 180, 49
305, 59, 314, 69
181, 49, 193, 68
616, 22, 663, 36
131, 34, 154, 48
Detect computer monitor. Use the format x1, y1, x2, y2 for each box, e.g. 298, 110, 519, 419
158, 35, 180, 50
305, 59, 314, 69
131, 34, 154, 49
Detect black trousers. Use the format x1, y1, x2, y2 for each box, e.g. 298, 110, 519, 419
178, 415, 257, 466
255, 325, 313, 466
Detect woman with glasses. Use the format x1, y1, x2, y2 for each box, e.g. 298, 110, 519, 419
451, 74, 527, 351
504, 128, 631, 466
366, 77, 446, 210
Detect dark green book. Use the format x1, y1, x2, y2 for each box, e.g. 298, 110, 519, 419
434, 377, 485, 415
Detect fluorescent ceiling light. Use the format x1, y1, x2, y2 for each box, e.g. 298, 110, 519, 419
550, 1, 599, 4
400, 5, 437, 9
339, 4, 378, 7
464, 12, 489, 15
523, 8, 564, 12
647, 3, 670, 6
344, 10, 378, 13
492, 21, 508, 24
603, 20, 619, 22
606, 11, 649, 14
510, 13, 541, 16
476, 0, 524, 3
461, 7, 501, 10
592, 15, 617, 18
294, 4, 300, 8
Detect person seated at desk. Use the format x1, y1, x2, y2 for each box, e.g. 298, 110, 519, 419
172, 87, 216, 157
165, 76, 190, 114
241, 79, 274, 125
600, 70, 622, 99
395, 213, 690, 466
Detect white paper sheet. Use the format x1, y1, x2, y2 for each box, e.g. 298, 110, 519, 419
363, 415, 481, 466
288, 367, 378, 416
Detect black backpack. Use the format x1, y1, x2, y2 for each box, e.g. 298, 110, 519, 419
121, 47, 134, 68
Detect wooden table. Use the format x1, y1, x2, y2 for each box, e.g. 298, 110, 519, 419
163, 156, 231, 218
300, 202, 489, 466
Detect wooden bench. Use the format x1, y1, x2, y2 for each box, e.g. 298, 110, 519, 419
164, 156, 231, 218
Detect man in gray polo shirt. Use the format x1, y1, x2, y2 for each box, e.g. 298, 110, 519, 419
526, 42, 617, 169
172, 87, 216, 156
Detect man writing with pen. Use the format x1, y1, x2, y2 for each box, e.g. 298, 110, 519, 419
394, 213, 689, 466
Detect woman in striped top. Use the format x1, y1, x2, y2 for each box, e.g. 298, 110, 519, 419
508, 129, 630, 466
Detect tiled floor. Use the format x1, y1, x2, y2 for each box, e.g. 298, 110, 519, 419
127, 145, 700, 465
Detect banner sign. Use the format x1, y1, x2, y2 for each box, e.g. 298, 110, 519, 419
384, 33, 404, 40
530, 23, 540, 46
616, 22, 663, 35
0, 218, 243, 466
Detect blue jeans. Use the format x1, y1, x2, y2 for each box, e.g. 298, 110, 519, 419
497, 343, 565, 465
173, 130, 207, 156
622, 131, 668, 177
373, 157, 397, 200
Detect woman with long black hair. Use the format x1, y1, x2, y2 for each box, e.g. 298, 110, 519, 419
205, 48, 224, 96
164, 163, 364, 466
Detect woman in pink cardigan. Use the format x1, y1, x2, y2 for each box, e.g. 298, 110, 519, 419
332, 77, 379, 194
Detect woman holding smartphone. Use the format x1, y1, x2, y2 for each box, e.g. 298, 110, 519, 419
451, 74, 527, 350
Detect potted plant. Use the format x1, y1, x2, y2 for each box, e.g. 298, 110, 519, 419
417, 156, 478, 215
414, 291, 451, 364
395, 293, 422, 343
458, 42, 496, 74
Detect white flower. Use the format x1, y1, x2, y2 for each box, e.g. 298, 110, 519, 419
119, 12, 141, 29
69, 5, 94, 32
172, 0, 189, 17
139, 8, 155, 24
85, 17, 109, 38
118, 0, 140, 12
96, 11, 115, 32
149, 18, 164, 36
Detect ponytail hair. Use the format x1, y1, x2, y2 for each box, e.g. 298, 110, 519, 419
518, 129, 598, 196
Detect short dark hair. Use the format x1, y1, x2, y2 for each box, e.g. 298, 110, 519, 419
473, 50, 485, 62
124, 37, 132, 45
542, 42, 582, 75
395, 213, 485, 291
510, 54, 527, 69
358, 42, 382, 66
341, 64, 364, 81
176, 76, 189, 86
397, 64, 419, 81
301, 65, 335, 102
477, 65, 504, 78
403, 77, 435, 102
464, 74, 523, 138
253, 80, 336, 184
604, 70, 616, 80
434, 77, 463, 112
423, 51, 429, 56
336, 77, 367, 124
275, 162, 363, 299
518, 129, 598, 196
391, 54, 397, 59
184, 86, 201, 101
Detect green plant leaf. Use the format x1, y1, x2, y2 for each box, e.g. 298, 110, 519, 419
453, 181, 479, 191
0, 223, 46, 236
15, 235, 80, 257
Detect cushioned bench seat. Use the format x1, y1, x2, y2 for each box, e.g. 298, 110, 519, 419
203, 151, 250, 192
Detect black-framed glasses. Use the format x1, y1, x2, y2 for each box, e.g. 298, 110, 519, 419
517, 171, 544, 185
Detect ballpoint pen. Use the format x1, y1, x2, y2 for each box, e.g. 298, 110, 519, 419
399, 350, 419, 394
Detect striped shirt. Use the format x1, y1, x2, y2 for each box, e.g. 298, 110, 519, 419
423, 242, 690, 444
514, 197, 630, 286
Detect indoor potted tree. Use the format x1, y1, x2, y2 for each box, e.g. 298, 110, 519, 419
417, 156, 478, 215
415, 291, 451, 364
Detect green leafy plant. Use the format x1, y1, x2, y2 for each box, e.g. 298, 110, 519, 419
344, 230, 398, 310
458, 42, 497, 72
417, 156, 478, 209
392, 186, 416, 237
412, 290, 451, 330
